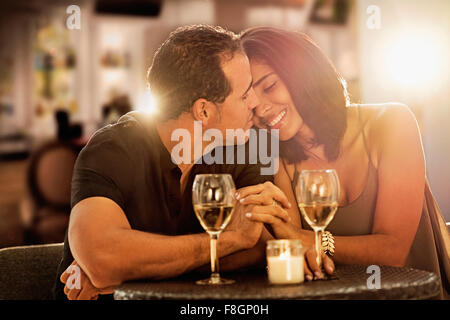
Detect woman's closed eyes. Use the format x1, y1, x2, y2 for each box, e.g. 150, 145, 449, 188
264, 81, 277, 93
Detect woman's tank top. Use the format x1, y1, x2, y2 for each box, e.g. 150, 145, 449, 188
287, 104, 449, 299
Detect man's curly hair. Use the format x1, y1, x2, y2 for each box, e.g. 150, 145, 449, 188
147, 25, 242, 121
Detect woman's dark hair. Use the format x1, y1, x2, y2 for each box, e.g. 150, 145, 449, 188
240, 27, 349, 162
147, 25, 242, 122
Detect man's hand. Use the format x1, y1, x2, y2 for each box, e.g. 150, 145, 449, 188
60, 260, 116, 300
227, 200, 263, 249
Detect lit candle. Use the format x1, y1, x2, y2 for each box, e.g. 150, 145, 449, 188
266, 240, 305, 284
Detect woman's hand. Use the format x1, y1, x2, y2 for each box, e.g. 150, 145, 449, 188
245, 206, 300, 239
236, 181, 291, 209
237, 182, 302, 239
303, 249, 335, 281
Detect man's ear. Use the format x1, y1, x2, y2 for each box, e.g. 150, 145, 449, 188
192, 98, 216, 126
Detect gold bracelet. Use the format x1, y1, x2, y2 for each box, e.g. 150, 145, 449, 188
322, 231, 335, 257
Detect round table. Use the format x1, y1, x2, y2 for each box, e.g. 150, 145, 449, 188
114, 265, 441, 300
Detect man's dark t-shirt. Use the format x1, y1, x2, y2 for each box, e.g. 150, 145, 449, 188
53, 112, 273, 299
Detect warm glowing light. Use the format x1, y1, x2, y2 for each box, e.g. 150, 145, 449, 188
102, 69, 123, 86
385, 33, 443, 88
137, 90, 158, 115
279, 251, 291, 259
103, 32, 122, 49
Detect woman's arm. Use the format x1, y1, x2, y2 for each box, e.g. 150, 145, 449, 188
331, 104, 425, 266
244, 104, 425, 267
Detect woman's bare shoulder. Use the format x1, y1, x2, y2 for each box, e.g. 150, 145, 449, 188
347, 103, 421, 167
348, 103, 418, 132
352, 104, 425, 196
348, 102, 411, 117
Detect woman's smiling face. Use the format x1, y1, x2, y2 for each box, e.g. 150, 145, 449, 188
250, 60, 304, 141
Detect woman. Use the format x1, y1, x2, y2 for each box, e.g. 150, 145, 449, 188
237, 26, 449, 298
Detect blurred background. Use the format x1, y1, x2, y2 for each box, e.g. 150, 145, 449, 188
0, 0, 448, 247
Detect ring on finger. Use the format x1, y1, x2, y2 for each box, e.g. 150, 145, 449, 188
272, 199, 281, 207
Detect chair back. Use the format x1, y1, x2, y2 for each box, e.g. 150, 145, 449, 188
0, 243, 64, 300
28, 141, 78, 209
24, 141, 78, 244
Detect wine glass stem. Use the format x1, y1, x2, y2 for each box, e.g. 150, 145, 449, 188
315, 229, 323, 269
210, 233, 219, 277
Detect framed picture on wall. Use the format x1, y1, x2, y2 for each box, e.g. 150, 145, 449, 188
309, 0, 350, 25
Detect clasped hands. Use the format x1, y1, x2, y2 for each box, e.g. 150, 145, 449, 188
236, 181, 335, 281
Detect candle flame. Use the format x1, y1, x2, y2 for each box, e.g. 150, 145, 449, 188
319, 184, 326, 197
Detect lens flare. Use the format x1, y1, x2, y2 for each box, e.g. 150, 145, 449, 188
137, 90, 158, 115
385, 33, 444, 89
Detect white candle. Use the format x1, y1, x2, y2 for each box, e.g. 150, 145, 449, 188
267, 252, 304, 284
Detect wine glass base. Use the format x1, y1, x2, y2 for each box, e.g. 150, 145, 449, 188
196, 277, 235, 285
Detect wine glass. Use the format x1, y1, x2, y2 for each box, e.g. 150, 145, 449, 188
192, 174, 236, 285
295, 169, 340, 279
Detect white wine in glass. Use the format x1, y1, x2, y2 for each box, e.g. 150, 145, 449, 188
192, 174, 236, 285
194, 204, 234, 233
295, 169, 340, 279
298, 202, 338, 230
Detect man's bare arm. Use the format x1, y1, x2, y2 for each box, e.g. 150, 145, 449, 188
69, 196, 262, 289
192, 227, 273, 275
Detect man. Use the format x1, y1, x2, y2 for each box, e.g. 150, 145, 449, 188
53, 25, 285, 300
